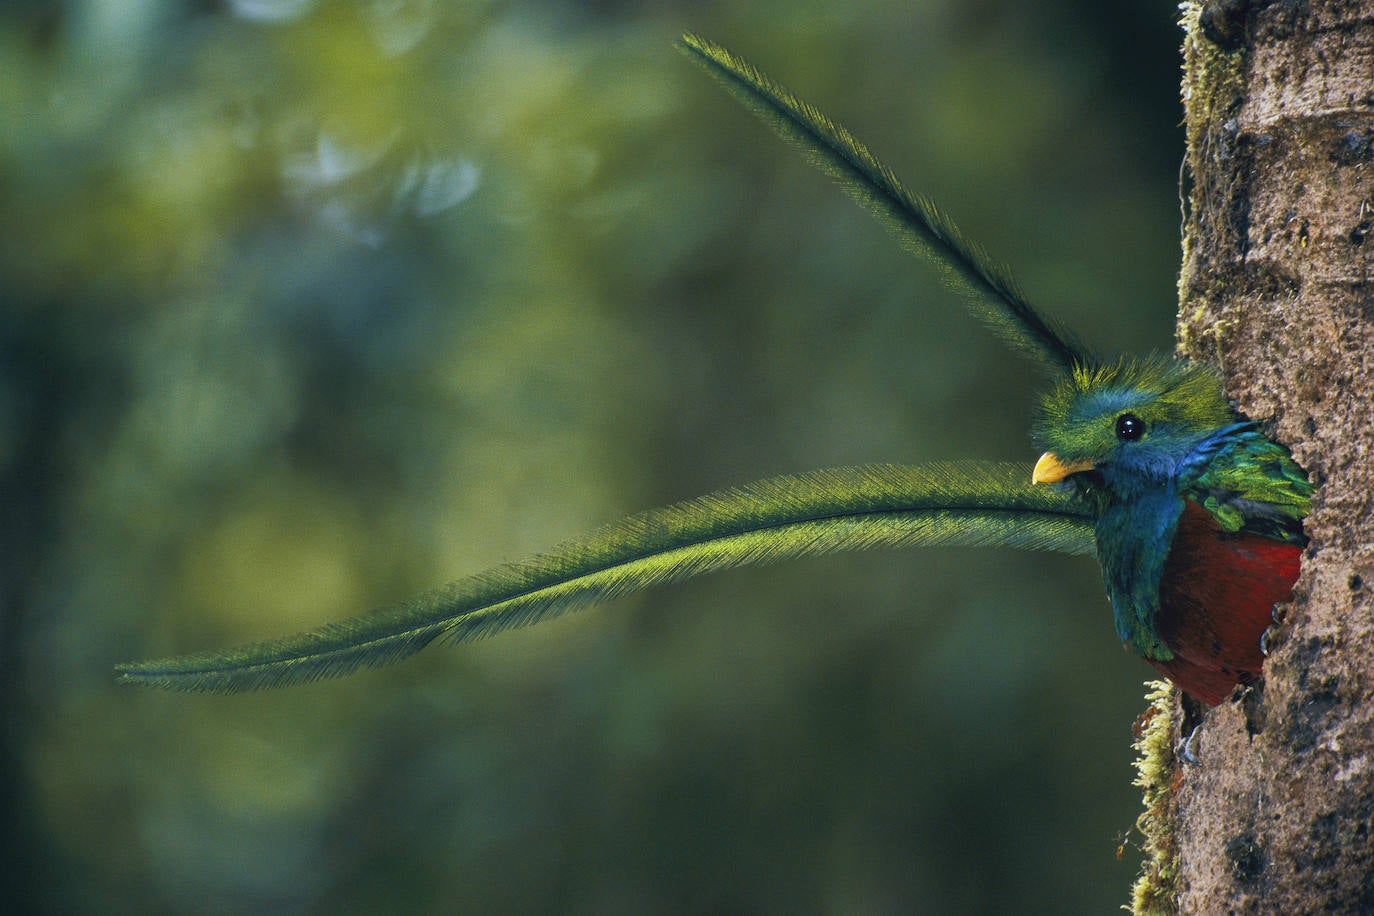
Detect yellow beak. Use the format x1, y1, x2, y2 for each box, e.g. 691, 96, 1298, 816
1032, 451, 1096, 485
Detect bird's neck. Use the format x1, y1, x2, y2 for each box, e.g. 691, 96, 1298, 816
1094, 487, 1184, 660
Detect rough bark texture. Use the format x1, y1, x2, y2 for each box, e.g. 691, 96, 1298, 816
1172, 1, 1374, 912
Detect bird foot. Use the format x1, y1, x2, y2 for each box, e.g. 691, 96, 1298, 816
1260, 623, 1281, 657
1262, 601, 1291, 657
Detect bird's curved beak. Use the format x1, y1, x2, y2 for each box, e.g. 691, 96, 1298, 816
1032, 452, 1096, 485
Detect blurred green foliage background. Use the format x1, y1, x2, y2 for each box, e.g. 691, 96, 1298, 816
2, 1, 1185, 911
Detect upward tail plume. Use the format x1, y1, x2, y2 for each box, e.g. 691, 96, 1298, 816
678, 34, 1089, 376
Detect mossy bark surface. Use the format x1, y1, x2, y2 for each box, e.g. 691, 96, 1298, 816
1171, 1, 1374, 911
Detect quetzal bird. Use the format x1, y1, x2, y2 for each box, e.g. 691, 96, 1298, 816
117, 36, 1312, 707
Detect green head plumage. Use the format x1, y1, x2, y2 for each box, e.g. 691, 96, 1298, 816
1031, 357, 1240, 496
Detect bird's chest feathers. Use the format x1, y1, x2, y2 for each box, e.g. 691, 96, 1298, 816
1095, 490, 1183, 660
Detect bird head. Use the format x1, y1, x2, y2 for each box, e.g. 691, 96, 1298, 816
1031, 357, 1239, 498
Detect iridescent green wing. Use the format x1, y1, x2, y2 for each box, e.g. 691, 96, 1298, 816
679, 34, 1088, 376
1181, 425, 1312, 544
117, 462, 1095, 692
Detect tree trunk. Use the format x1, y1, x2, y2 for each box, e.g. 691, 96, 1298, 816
1162, 1, 1374, 911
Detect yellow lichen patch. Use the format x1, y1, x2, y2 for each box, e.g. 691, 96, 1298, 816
1128, 681, 1181, 915
1176, 0, 1249, 339
1179, 1, 1246, 163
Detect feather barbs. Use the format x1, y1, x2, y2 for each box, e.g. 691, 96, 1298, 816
677, 34, 1089, 376
116, 463, 1096, 692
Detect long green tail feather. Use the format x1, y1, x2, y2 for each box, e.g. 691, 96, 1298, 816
679, 34, 1088, 376
117, 462, 1095, 693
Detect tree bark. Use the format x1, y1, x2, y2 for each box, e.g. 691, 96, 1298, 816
1166, 1, 1374, 911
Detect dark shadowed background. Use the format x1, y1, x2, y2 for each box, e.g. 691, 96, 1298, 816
2, 1, 1184, 911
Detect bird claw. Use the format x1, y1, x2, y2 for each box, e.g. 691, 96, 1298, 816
1260, 623, 1281, 657
1177, 725, 1202, 766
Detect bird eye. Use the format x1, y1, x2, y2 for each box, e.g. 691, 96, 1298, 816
1115, 413, 1145, 441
